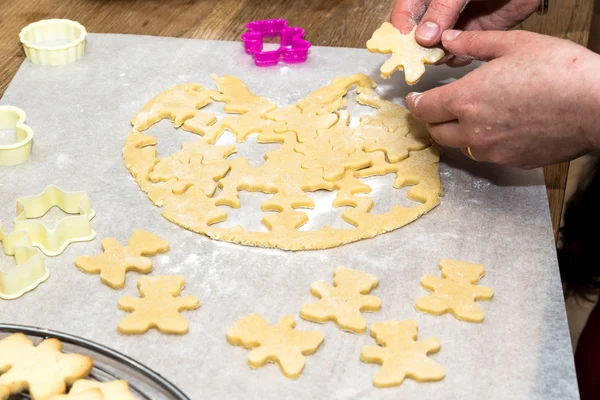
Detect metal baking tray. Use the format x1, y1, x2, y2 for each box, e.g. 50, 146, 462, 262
0, 324, 189, 400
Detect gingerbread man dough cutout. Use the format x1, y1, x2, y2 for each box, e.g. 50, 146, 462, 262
361, 320, 444, 388
64, 380, 136, 400
118, 275, 200, 335
367, 23, 445, 84
75, 230, 169, 289
416, 259, 494, 322
227, 313, 324, 379
49, 389, 103, 400
0, 333, 93, 399
300, 267, 381, 333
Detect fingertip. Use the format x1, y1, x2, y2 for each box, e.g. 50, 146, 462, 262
440, 30, 511, 61
446, 56, 472, 68
406, 92, 425, 120
416, 21, 440, 46
441, 29, 462, 43
406, 86, 457, 124
390, 17, 417, 34
435, 54, 455, 65
390, 7, 419, 34
394, 21, 418, 35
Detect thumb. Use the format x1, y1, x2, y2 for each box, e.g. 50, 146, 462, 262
441, 30, 526, 61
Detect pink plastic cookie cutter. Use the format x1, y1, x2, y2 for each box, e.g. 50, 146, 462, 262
241, 19, 311, 66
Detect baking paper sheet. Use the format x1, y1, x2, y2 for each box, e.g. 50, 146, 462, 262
0, 34, 577, 399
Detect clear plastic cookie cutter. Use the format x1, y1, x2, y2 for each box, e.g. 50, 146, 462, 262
14, 185, 96, 256
0, 106, 34, 167
19, 19, 87, 66
241, 19, 311, 66
0, 225, 49, 300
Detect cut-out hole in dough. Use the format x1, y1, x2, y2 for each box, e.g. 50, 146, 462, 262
373, 84, 408, 107
348, 117, 361, 128
345, 89, 378, 119
212, 191, 272, 232
200, 100, 226, 117
298, 190, 355, 231
145, 119, 200, 158
359, 174, 421, 214
214, 132, 280, 168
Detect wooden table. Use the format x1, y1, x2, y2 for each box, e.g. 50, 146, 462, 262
0, 0, 594, 241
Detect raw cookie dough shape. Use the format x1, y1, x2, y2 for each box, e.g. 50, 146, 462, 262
74, 230, 169, 289
300, 267, 381, 333
123, 73, 443, 250
14, 185, 96, 256
117, 275, 200, 335
0, 333, 93, 399
226, 313, 324, 379
0, 224, 49, 300
65, 380, 136, 400
416, 259, 494, 322
130, 83, 214, 132
367, 23, 445, 84
360, 320, 444, 388
49, 389, 103, 400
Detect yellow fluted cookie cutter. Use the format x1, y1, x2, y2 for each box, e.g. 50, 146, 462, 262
19, 19, 87, 66
14, 185, 96, 256
0, 106, 34, 166
0, 225, 49, 300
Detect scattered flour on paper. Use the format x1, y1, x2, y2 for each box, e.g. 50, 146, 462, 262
185, 253, 199, 265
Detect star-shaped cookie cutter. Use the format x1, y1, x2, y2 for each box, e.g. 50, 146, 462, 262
0, 224, 49, 300
0, 106, 34, 167
13, 185, 96, 256
241, 19, 311, 66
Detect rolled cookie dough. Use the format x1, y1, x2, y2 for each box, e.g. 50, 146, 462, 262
123, 74, 442, 250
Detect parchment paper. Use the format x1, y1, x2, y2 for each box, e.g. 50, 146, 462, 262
0, 34, 577, 399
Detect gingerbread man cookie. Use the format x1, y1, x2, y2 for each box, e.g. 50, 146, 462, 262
67, 380, 136, 400
75, 230, 169, 289
227, 314, 324, 379
300, 267, 381, 333
118, 275, 200, 335
0, 333, 93, 399
367, 23, 445, 84
361, 320, 444, 388
49, 389, 103, 400
416, 259, 494, 322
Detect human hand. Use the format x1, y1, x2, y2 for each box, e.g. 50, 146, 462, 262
406, 30, 600, 169
391, 0, 541, 65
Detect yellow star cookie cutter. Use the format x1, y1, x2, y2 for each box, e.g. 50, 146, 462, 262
0, 106, 34, 167
14, 185, 96, 256
367, 23, 445, 84
0, 225, 49, 300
